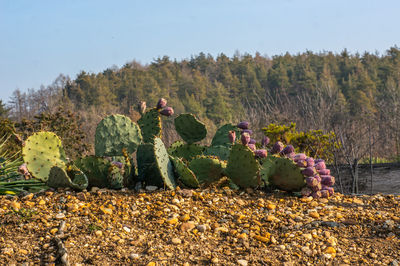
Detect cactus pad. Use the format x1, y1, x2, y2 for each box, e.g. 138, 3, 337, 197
22, 132, 68, 181
266, 156, 306, 192
95, 114, 142, 156
47, 165, 88, 191
259, 155, 277, 185
188, 156, 225, 186
174, 113, 207, 144
107, 165, 124, 189
168, 141, 205, 161
225, 144, 260, 188
75, 156, 111, 188
137, 108, 162, 143
170, 156, 199, 188
211, 123, 240, 147
204, 145, 231, 161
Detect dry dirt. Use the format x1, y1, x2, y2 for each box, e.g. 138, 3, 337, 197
1, 187, 400, 265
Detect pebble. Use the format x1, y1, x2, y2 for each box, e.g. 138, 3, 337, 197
145, 186, 158, 191
237, 259, 248, 266
180, 221, 196, 232
211, 257, 219, 264
55, 213, 65, 219
196, 224, 207, 232
95, 230, 103, 237
267, 204, 276, 210
171, 238, 181, 244
11, 201, 21, 211
123, 226, 131, 233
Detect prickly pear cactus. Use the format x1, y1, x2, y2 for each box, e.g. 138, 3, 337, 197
95, 114, 142, 157
174, 113, 207, 144
170, 156, 199, 188
225, 144, 260, 188
264, 156, 306, 192
259, 155, 277, 185
137, 138, 176, 189
188, 156, 225, 186
137, 108, 162, 143
204, 145, 230, 161
107, 165, 124, 189
47, 165, 88, 191
75, 156, 111, 188
168, 141, 205, 161
22, 132, 68, 181
211, 124, 240, 147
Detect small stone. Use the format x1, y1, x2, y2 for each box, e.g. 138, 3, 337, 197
19, 249, 28, 255
237, 259, 248, 266
50, 228, 58, 235
236, 199, 245, 206
167, 217, 178, 225
303, 233, 312, 240
145, 186, 158, 191
390, 259, 399, 266
55, 213, 65, 219
215, 227, 229, 233
278, 245, 286, 250
129, 253, 139, 259
123, 226, 131, 233
147, 262, 156, 266
211, 257, 219, 264
196, 224, 207, 232
324, 246, 336, 255
172, 198, 180, 204
90, 187, 100, 193
171, 238, 181, 244
11, 201, 21, 211
179, 214, 190, 222
309, 211, 320, 218
101, 207, 113, 215
266, 215, 276, 222
267, 204, 276, 210
2, 247, 14, 255
95, 230, 103, 237
369, 252, 377, 259
181, 221, 196, 232
22, 193, 34, 201
38, 199, 46, 205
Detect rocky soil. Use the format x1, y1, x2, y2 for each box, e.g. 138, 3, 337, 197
1, 187, 399, 265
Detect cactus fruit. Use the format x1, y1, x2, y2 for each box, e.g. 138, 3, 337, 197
241, 132, 251, 145
294, 153, 307, 161
248, 144, 256, 151
321, 175, 335, 186
312, 191, 322, 198
160, 107, 174, 116
305, 157, 315, 167
301, 186, 313, 196
74, 156, 111, 188
95, 114, 142, 156
296, 160, 307, 167
170, 156, 199, 188
254, 149, 268, 158
306, 176, 319, 187
261, 136, 270, 147
237, 121, 249, 129
315, 161, 326, 170
249, 138, 256, 145
47, 165, 88, 191
242, 129, 253, 135
156, 98, 167, 110
204, 145, 231, 161
138, 108, 162, 143
168, 141, 205, 161
174, 113, 207, 144
301, 167, 316, 177
281, 145, 295, 155
317, 168, 330, 175
188, 156, 225, 186
271, 141, 284, 154
212, 124, 240, 147
225, 144, 260, 188
228, 130, 236, 144
22, 131, 68, 181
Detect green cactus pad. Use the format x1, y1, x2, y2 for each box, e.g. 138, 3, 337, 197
107, 165, 124, 189
137, 138, 176, 189
138, 108, 162, 143
264, 156, 305, 192
211, 123, 240, 147
204, 145, 231, 161
170, 156, 199, 188
188, 156, 224, 186
168, 142, 205, 161
95, 114, 142, 157
225, 144, 260, 188
22, 131, 68, 181
174, 113, 207, 144
47, 165, 88, 191
259, 155, 279, 185
75, 156, 111, 188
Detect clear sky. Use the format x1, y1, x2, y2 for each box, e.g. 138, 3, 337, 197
1, 0, 399, 101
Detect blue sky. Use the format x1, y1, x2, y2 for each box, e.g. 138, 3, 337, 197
1, 0, 399, 101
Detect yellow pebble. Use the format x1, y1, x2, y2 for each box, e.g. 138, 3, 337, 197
167, 217, 178, 225
254, 235, 270, 243
179, 214, 190, 222
50, 228, 58, 235
309, 211, 320, 218
267, 204, 276, 210
324, 246, 336, 254
38, 199, 46, 205
147, 262, 156, 266
266, 215, 276, 222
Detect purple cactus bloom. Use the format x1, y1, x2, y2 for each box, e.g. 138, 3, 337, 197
156, 98, 167, 109
296, 160, 307, 168
237, 121, 249, 129
305, 157, 315, 167
281, 145, 295, 155
306, 176, 319, 187
317, 168, 330, 175
242, 129, 253, 135
301, 167, 316, 177
301, 186, 313, 197
228, 130, 236, 144
112, 161, 124, 169
270, 141, 284, 154
248, 144, 256, 151
261, 136, 270, 147
314, 174, 322, 182
312, 191, 322, 198
254, 149, 268, 158
315, 161, 326, 170
321, 175, 335, 186
285, 152, 296, 160
241, 132, 251, 145
138, 101, 146, 114
249, 138, 256, 145
294, 153, 307, 162
314, 159, 325, 164
159, 107, 174, 116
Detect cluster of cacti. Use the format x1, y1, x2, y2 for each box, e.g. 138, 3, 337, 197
17, 97, 335, 199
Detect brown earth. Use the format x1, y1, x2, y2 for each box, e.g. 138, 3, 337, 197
0, 187, 399, 265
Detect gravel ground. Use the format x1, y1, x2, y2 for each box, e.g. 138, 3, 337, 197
1, 187, 399, 265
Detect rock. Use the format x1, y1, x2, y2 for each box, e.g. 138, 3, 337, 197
180, 221, 196, 232
237, 259, 248, 266
95, 230, 103, 237
123, 226, 131, 233
145, 186, 158, 191
10, 201, 21, 211
55, 213, 65, 219
267, 203, 276, 210
196, 224, 207, 232
171, 238, 181, 245
390, 259, 399, 266
309, 211, 320, 218
91, 187, 100, 193
2, 247, 14, 255
22, 193, 34, 201
321, 221, 341, 228
211, 257, 219, 264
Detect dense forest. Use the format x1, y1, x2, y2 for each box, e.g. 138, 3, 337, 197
3, 47, 400, 165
